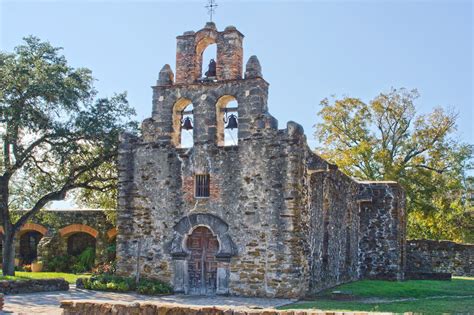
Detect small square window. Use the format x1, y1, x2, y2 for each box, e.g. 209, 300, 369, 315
195, 174, 210, 198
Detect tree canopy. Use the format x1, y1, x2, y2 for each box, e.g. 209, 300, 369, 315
0, 36, 136, 275
315, 88, 473, 242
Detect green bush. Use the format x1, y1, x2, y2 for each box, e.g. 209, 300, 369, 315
71, 247, 95, 273
82, 274, 134, 292
45, 255, 76, 272
137, 278, 173, 295
82, 274, 172, 295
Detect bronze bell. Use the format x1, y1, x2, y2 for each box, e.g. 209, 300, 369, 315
225, 113, 238, 130
181, 117, 193, 130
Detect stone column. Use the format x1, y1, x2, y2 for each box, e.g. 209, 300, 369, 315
172, 258, 188, 294
216, 260, 230, 295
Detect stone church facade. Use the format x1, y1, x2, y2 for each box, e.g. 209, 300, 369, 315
116, 23, 406, 298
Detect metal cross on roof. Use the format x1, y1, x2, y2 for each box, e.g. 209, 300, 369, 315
205, 0, 218, 22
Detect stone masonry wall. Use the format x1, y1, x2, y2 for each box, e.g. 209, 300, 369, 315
0, 278, 69, 294
116, 23, 406, 298
116, 125, 311, 298
175, 22, 243, 84
358, 182, 406, 280
406, 239, 473, 276
61, 300, 384, 315
306, 162, 360, 293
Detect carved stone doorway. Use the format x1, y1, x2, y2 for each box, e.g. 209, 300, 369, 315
186, 226, 218, 295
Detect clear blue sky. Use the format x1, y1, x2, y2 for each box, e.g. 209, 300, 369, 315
1, 0, 472, 148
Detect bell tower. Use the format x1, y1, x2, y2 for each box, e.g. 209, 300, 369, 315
175, 22, 244, 84
142, 22, 276, 149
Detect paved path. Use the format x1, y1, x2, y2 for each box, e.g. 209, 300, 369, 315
2, 286, 294, 314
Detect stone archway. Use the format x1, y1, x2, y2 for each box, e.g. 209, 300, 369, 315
17, 223, 48, 265
169, 213, 237, 295
59, 224, 98, 261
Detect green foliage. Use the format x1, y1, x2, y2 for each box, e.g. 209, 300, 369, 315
44, 247, 95, 273
315, 88, 473, 242
137, 278, 173, 295
44, 254, 75, 273
81, 274, 172, 295
0, 35, 136, 275
82, 275, 134, 292
10, 210, 62, 228
71, 247, 95, 273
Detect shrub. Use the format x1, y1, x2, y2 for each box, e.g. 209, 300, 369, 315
71, 247, 95, 273
82, 274, 135, 292
82, 274, 172, 295
137, 278, 173, 295
44, 255, 76, 272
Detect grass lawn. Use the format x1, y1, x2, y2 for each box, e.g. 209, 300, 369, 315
279, 277, 474, 314
0, 271, 89, 284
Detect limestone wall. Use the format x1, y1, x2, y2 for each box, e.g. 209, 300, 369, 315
406, 239, 473, 276
0, 278, 68, 294
306, 163, 360, 293
305, 158, 405, 293
61, 300, 384, 315
358, 182, 406, 280
116, 123, 311, 298
116, 23, 406, 299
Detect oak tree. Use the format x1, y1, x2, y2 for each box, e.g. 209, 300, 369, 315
0, 37, 135, 275
315, 88, 473, 242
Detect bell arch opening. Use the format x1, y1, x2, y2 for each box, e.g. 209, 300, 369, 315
196, 37, 217, 80
216, 95, 238, 146
172, 98, 194, 148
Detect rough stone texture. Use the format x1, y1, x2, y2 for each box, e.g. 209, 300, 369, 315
116, 23, 406, 298
0, 210, 115, 266
60, 300, 387, 315
158, 64, 174, 86
0, 278, 68, 294
406, 239, 473, 276
245, 55, 262, 79
175, 23, 244, 84
358, 182, 406, 281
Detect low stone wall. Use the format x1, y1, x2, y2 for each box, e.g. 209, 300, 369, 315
406, 239, 473, 276
60, 300, 389, 315
0, 278, 69, 294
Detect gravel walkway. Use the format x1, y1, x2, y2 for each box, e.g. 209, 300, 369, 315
2, 286, 294, 314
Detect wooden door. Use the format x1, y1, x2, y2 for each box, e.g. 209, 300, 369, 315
187, 226, 218, 295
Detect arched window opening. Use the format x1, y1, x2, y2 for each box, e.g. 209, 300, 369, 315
19, 231, 42, 264
216, 96, 238, 146
196, 37, 217, 81
172, 98, 194, 148
201, 44, 217, 80
180, 104, 194, 148
67, 232, 96, 257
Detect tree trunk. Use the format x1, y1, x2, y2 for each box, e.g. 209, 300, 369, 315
2, 229, 15, 276
0, 176, 15, 276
